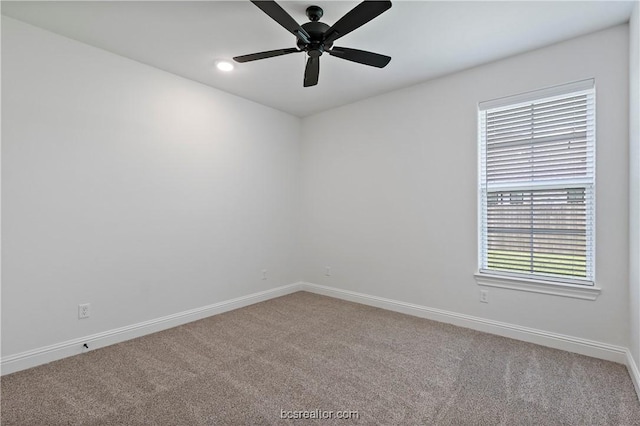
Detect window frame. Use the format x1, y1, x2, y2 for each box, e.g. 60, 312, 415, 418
475, 80, 601, 299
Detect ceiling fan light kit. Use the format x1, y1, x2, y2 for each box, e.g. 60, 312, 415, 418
233, 0, 392, 87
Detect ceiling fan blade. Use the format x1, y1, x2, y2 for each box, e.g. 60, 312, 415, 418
233, 48, 300, 63
323, 1, 392, 45
329, 47, 391, 68
303, 57, 319, 87
251, 0, 311, 44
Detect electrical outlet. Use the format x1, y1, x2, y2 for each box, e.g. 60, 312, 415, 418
78, 303, 90, 319
262, 269, 268, 280
480, 290, 489, 303
325, 266, 331, 277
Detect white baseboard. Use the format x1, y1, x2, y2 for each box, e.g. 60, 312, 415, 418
1, 282, 303, 376
300, 282, 629, 365
4, 280, 638, 402
627, 349, 640, 401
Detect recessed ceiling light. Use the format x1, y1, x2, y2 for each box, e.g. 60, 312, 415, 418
216, 61, 234, 72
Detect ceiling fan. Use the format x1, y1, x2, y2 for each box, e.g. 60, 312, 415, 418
233, 0, 392, 87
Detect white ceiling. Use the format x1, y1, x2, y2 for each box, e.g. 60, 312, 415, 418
2, 1, 635, 117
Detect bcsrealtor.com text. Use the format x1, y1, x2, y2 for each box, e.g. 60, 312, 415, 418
280, 409, 360, 420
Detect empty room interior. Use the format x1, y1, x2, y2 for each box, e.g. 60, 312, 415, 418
2, 0, 640, 424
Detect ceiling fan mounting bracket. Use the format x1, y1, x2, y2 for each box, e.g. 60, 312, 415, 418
306, 5, 323, 22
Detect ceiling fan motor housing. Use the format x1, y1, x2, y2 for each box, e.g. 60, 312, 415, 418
297, 7, 331, 57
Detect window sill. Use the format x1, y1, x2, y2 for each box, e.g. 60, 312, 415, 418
474, 272, 601, 300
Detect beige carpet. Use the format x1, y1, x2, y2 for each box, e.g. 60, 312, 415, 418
2, 291, 639, 425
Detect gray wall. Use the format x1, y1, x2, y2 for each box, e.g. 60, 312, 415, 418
300, 25, 630, 346
1, 17, 302, 356
1, 14, 636, 373
629, 2, 640, 372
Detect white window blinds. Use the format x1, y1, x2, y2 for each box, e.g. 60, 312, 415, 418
478, 80, 595, 284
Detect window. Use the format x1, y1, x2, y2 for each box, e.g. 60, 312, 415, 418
478, 80, 595, 287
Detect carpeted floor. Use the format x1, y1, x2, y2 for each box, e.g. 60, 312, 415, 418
2, 291, 639, 425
